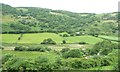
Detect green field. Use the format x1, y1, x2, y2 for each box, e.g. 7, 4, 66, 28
1, 33, 119, 45
99, 35, 119, 41
1, 34, 20, 43
1, 33, 105, 44
64, 36, 103, 44
18, 33, 63, 44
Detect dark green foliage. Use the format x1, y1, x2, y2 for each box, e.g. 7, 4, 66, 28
0, 46, 4, 50
62, 40, 66, 44
14, 46, 28, 51
70, 59, 83, 69
60, 48, 70, 53
1, 3, 118, 36
62, 34, 69, 37
35, 56, 49, 64
90, 40, 115, 55
41, 38, 56, 45
1, 3, 17, 15
2, 54, 14, 64
78, 42, 87, 44
14, 46, 51, 52
63, 49, 83, 58
2, 49, 119, 70
3, 57, 35, 71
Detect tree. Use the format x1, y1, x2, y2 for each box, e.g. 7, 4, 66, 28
62, 40, 66, 44
62, 34, 69, 37
90, 40, 114, 55
63, 49, 83, 58
41, 38, 56, 45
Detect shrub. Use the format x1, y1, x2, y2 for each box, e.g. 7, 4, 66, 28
0, 46, 4, 50
70, 59, 82, 69
62, 34, 69, 37
35, 56, 49, 64
14, 46, 51, 52
63, 49, 83, 58
41, 38, 56, 45
2, 54, 14, 64
62, 40, 66, 44
78, 42, 87, 44
90, 40, 114, 55
14, 46, 28, 51
2, 57, 34, 71
60, 48, 70, 53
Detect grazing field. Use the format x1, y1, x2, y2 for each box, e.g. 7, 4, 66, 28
99, 35, 119, 41
1, 34, 20, 43
18, 33, 63, 44
1, 33, 105, 44
64, 36, 103, 44
2, 33, 119, 45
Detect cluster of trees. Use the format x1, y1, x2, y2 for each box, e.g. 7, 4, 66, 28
89, 40, 118, 55
2, 39, 119, 71
41, 38, 56, 45
62, 49, 83, 58
2, 49, 118, 71
1, 3, 118, 36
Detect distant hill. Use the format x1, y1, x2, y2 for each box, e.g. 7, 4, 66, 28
0, 3, 118, 36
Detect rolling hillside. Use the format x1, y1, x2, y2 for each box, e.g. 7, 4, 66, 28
1, 3, 118, 37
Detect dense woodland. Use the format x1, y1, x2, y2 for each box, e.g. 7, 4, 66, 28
0, 3, 118, 36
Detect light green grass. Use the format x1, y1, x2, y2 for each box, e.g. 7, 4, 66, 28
18, 33, 63, 44
64, 36, 103, 44
1, 33, 105, 44
99, 35, 119, 41
1, 34, 20, 43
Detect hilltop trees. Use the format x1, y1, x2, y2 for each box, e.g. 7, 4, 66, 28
63, 49, 83, 58
1, 3, 118, 36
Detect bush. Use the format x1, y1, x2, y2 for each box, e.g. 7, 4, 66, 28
35, 56, 49, 64
60, 48, 70, 53
2, 54, 14, 64
90, 40, 114, 55
41, 38, 56, 45
3, 57, 34, 71
62, 34, 69, 37
70, 59, 82, 69
14, 46, 51, 52
78, 42, 87, 44
35, 56, 55, 71
14, 46, 28, 51
62, 40, 66, 44
63, 49, 83, 58
0, 46, 4, 50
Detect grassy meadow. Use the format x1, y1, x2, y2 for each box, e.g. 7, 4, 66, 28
1, 33, 105, 44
